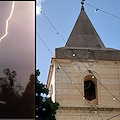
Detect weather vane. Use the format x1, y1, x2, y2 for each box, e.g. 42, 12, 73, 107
81, 0, 85, 10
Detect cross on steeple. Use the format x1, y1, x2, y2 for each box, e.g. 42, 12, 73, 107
81, 0, 85, 10
65, 3, 105, 48
55, 1, 120, 61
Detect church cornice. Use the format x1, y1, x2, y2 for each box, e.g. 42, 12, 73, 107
52, 58, 120, 67
58, 106, 120, 113
55, 48, 120, 60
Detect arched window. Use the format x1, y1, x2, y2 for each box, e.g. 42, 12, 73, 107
84, 80, 96, 101
83, 75, 97, 102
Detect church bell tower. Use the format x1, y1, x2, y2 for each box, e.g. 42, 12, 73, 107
47, 1, 120, 120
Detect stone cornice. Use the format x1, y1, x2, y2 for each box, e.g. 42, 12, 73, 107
52, 58, 120, 67
55, 48, 120, 61
58, 107, 120, 112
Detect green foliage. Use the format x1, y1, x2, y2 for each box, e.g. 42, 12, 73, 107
36, 69, 59, 120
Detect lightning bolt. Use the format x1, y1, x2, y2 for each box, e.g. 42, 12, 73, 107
0, 1, 15, 41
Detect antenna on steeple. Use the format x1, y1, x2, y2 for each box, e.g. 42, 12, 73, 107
81, 0, 85, 10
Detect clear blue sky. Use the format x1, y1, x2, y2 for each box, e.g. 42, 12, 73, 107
36, 0, 120, 84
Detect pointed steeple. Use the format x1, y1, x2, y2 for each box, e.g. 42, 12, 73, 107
55, 3, 120, 60
65, 7, 105, 48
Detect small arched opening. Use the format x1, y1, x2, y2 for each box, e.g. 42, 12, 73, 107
84, 75, 98, 105
84, 80, 96, 101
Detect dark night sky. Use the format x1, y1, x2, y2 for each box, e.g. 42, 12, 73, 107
0, 1, 35, 89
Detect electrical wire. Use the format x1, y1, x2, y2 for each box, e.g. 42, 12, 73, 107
106, 113, 120, 120
37, 2, 120, 119
37, 33, 120, 120
37, 26, 104, 120
42, 11, 89, 71
36, 33, 53, 56
95, 75, 120, 104
42, 11, 59, 34
86, 3, 120, 20
37, 33, 104, 120
40, 10, 120, 104
37, 32, 83, 95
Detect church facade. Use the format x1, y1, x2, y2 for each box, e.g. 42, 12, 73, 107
47, 5, 120, 120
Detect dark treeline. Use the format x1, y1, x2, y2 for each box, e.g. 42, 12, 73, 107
36, 69, 59, 120
0, 68, 35, 118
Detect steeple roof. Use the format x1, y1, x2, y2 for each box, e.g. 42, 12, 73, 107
54, 7, 120, 61
65, 8, 105, 48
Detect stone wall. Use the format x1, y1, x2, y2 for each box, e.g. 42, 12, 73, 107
50, 58, 120, 120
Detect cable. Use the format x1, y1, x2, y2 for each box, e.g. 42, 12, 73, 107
37, 33, 104, 120
86, 3, 120, 20
37, 33, 120, 120
37, 32, 84, 96
90, 72, 120, 104
36, 32, 53, 55
41, 9, 120, 105
37, 3, 120, 119
40, 10, 90, 72
42, 11, 89, 71
106, 113, 120, 120
42, 11, 59, 34
37, 32, 86, 101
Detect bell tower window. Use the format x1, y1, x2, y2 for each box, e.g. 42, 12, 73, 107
84, 80, 96, 101
83, 75, 98, 104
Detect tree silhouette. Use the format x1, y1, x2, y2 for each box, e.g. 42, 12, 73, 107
22, 73, 35, 118
0, 68, 23, 118
0, 68, 35, 118
36, 69, 59, 120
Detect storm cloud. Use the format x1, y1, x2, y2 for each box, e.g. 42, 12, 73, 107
0, 1, 35, 89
